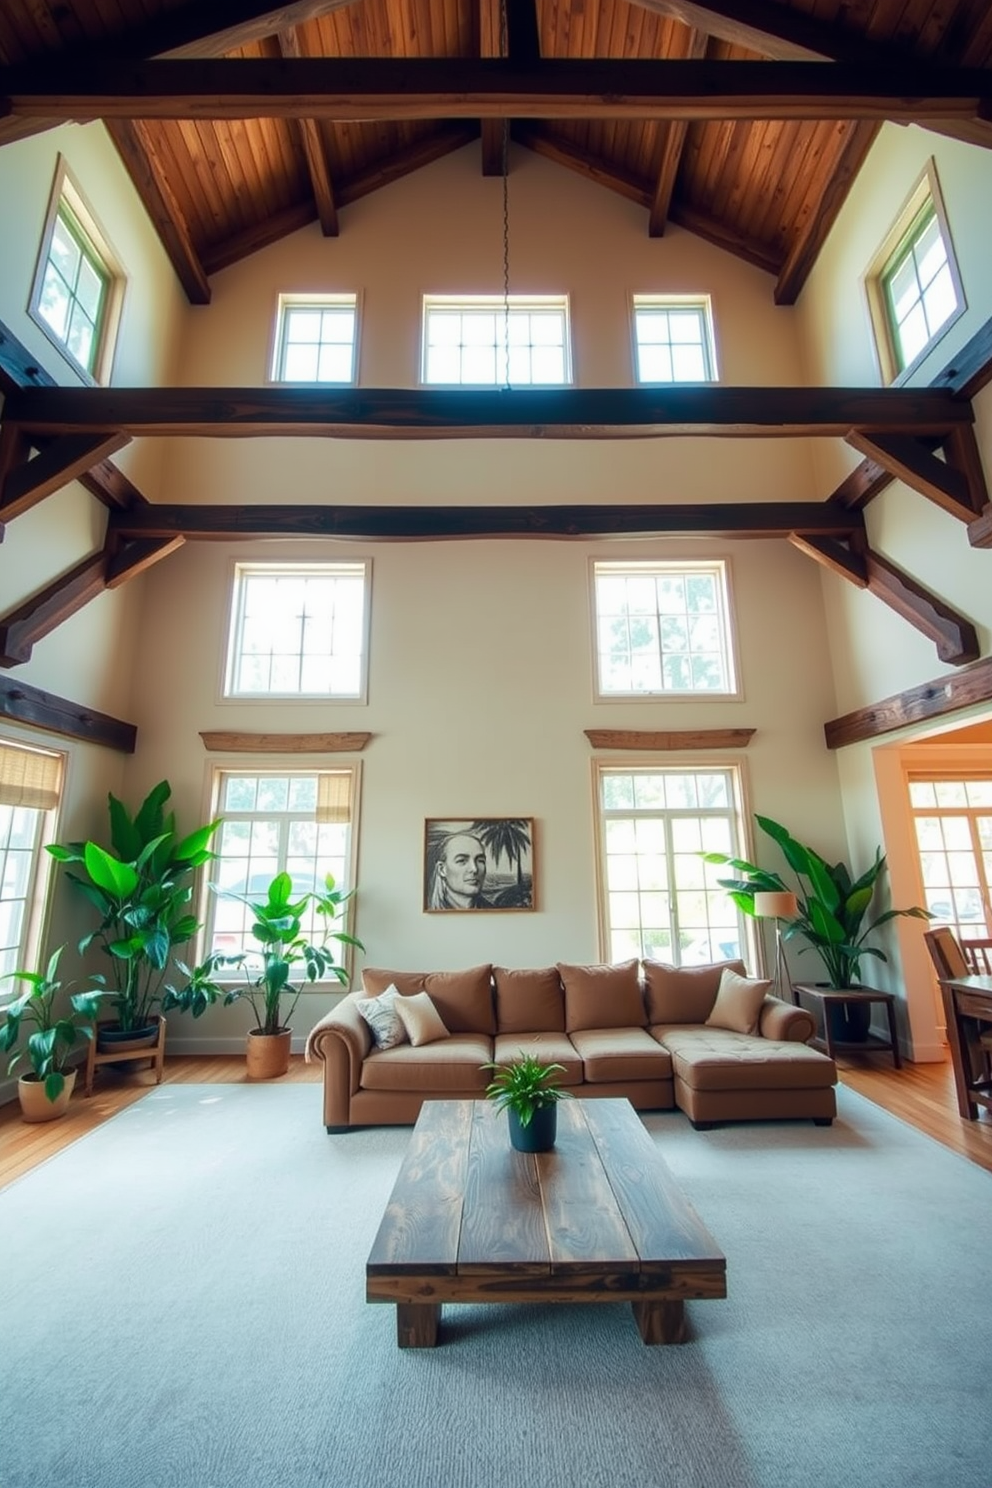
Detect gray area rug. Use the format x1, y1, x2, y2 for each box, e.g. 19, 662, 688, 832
2, 1083, 989, 1488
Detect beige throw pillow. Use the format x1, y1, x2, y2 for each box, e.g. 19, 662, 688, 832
705, 967, 771, 1036
394, 991, 450, 1047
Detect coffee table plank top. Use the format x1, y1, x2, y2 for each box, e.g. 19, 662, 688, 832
365, 1099, 473, 1275
459, 1096, 552, 1274
539, 1100, 640, 1273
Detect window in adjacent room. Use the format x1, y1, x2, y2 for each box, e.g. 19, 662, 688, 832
224, 562, 370, 700
422, 295, 571, 385
271, 294, 359, 383
203, 768, 360, 979
632, 296, 717, 383
29, 159, 125, 383
908, 774, 992, 943
593, 762, 750, 965
0, 740, 65, 988
864, 163, 964, 383
592, 559, 738, 698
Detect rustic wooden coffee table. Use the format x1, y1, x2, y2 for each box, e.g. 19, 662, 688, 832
366, 1096, 726, 1347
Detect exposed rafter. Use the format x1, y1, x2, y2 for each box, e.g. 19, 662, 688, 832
275, 29, 339, 237
648, 30, 709, 238
0, 433, 130, 523
846, 431, 987, 522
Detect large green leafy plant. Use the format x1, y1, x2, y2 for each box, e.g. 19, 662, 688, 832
706, 814, 931, 990
1, 946, 105, 1101
164, 870, 363, 1035
482, 1053, 572, 1127
47, 781, 221, 1033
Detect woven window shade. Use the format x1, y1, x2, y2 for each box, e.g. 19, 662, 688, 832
0, 743, 64, 811
316, 771, 352, 824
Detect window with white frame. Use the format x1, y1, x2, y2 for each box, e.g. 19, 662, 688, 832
632, 297, 716, 383
29, 160, 125, 384
592, 560, 737, 698
204, 768, 359, 977
594, 763, 748, 965
909, 774, 992, 942
422, 295, 570, 385
224, 562, 369, 700
271, 295, 358, 383
864, 163, 964, 383
0, 740, 65, 988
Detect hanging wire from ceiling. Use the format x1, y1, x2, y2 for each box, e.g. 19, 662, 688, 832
499, 0, 511, 391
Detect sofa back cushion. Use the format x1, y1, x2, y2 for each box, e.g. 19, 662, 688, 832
557, 959, 645, 1032
494, 966, 566, 1033
363, 968, 427, 999
642, 959, 747, 1025
364, 965, 495, 1034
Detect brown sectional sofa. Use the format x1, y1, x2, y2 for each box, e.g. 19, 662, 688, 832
305, 958, 838, 1131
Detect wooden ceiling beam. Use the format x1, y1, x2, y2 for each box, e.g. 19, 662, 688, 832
4, 385, 973, 439
0, 674, 136, 752
846, 430, 984, 522
0, 433, 129, 523
276, 29, 339, 237
479, 0, 505, 176
774, 120, 878, 305
105, 536, 187, 588
825, 656, 992, 749
105, 120, 212, 303
105, 1, 365, 62
787, 534, 868, 586
1, 59, 990, 129
0, 552, 109, 667
105, 501, 866, 542
648, 30, 708, 238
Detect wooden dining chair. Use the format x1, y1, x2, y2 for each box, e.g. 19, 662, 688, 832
960, 937, 992, 975
923, 925, 970, 982
924, 926, 992, 1078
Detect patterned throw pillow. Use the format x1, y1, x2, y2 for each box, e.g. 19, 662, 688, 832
355, 985, 407, 1050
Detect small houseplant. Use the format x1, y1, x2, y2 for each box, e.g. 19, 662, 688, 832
706, 814, 931, 1039
164, 870, 363, 1079
483, 1052, 571, 1152
1, 946, 106, 1121
47, 780, 221, 1053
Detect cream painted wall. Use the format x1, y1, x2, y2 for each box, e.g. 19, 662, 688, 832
795, 124, 992, 1056
124, 532, 844, 1052
161, 144, 817, 509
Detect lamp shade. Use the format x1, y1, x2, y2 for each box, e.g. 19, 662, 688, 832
753, 890, 798, 919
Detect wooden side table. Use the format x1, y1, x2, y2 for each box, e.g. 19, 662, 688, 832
791, 985, 901, 1068
84, 1016, 167, 1095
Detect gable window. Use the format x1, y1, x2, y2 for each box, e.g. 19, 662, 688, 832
422, 295, 570, 386
592, 560, 738, 698
29, 160, 124, 384
271, 295, 358, 383
224, 562, 369, 700
204, 768, 359, 979
632, 297, 716, 383
594, 763, 748, 965
0, 740, 64, 988
864, 163, 964, 383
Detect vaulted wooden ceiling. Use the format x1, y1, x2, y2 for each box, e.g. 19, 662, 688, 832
1, 0, 991, 307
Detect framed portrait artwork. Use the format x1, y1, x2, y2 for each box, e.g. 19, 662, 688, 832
424, 818, 535, 912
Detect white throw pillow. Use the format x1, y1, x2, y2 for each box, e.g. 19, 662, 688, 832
355, 984, 407, 1050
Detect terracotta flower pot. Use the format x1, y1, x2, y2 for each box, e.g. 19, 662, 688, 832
18, 1069, 76, 1123
246, 1028, 292, 1080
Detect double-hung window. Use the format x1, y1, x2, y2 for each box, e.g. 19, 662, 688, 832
592, 560, 737, 698
271, 295, 358, 383
632, 296, 716, 383
422, 295, 571, 385
0, 740, 64, 987
594, 763, 748, 965
224, 562, 370, 700
204, 768, 360, 978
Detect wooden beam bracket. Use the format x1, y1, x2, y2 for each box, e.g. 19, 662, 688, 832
825, 656, 992, 750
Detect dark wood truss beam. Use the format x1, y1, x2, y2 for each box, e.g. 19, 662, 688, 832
108, 0, 364, 61
648, 29, 709, 238
105, 501, 866, 542
825, 656, 992, 750
774, 121, 879, 306
0, 674, 135, 752
1, 59, 990, 134
0, 553, 110, 666
791, 535, 979, 664
76, 458, 148, 512
846, 430, 986, 523
0, 433, 129, 523
3, 384, 972, 439
106, 120, 211, 303
276, 29, 339, 237
105, 536, 186, 587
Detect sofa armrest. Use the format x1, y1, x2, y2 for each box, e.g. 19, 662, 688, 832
759, 995, 815, 1043
305, 995, 372, 1127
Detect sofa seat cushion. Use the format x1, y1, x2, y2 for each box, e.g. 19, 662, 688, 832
653, 1026, 836, 1092
492, 1032, 583, 1085
569, 1027, 673, 1083
360, 1035, 493, 1093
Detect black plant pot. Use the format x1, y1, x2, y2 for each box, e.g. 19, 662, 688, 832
508, 1104, 557, 1153
96, 1021, 160, 1072
825, 998, 872, 1044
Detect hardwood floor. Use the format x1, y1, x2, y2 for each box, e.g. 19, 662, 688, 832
1, 1050, 991, 1190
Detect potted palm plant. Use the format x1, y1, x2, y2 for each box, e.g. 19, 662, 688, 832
1, 946, 106, 1121
47, 781, 221, 1062
164, 870, 363, 1078
482, 1053, 572, 1152
706, 814, 931, 1040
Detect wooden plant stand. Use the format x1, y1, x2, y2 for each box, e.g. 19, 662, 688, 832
84, 1016, 167, 1096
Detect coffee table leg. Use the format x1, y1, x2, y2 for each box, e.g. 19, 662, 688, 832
396, 1302, 441, 1348
631, 1299, 688, 1345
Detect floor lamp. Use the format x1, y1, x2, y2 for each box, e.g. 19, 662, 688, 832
753, 890, 798, 1001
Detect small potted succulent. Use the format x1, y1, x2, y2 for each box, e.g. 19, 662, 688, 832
1, 946, 106, 1122
482, 1052, 572, 1152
